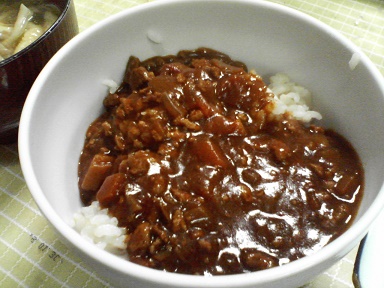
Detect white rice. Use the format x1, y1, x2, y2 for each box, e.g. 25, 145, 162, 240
268, 73, 322, 122
73, 73, 322, 254
72, 201, 127, 254
349, 52, 360, 71
102, 79, 119, 94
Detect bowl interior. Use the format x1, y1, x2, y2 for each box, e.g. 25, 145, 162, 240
19, 0, 384, 287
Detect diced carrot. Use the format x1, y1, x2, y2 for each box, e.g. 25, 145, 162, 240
81, 154, 115, 191
190, 137, 229, 168
96, 173, 126, 205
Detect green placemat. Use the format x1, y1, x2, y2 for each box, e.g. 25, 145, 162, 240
1, 0, 383, 287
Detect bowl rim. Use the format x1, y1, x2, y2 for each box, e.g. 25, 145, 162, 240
19, 0, 384, 287
0, 0, 73, 67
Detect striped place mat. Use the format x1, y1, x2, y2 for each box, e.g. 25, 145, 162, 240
0, 0, 383, 287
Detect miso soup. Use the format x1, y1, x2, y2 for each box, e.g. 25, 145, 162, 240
0, 1, 60, 61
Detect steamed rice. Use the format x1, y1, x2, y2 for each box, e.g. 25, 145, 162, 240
269, 73, 322, 122
72, 201, 127, 254
73, 72, 322, 254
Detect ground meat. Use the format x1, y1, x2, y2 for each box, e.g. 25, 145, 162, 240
78, 48, 364, 275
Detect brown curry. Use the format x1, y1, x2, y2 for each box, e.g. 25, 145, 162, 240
78, 48, 364, 275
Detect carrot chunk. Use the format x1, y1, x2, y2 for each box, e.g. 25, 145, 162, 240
81, 154, 115, 191
96, 173, 126, 205
190, 137, 229, 168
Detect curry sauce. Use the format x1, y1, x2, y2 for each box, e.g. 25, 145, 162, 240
78, 48, 363, 275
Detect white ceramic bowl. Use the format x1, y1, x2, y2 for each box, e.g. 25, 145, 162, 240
19, 0, 384, 287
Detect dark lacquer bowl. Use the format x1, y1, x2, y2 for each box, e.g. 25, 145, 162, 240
0, 0, 78, 144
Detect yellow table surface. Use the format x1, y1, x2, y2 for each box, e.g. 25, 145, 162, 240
1, 0, 383, 287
